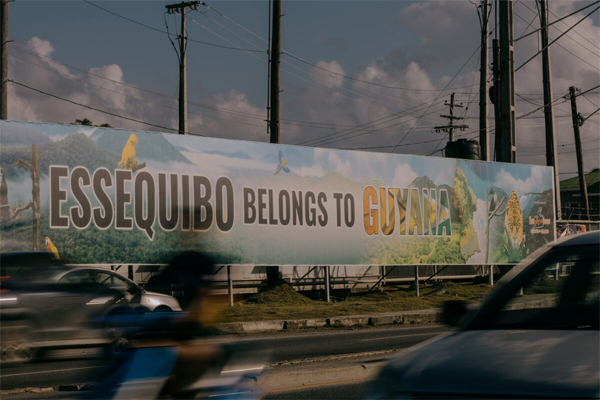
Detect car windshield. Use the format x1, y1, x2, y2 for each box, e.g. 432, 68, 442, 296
470, 244, 599, 330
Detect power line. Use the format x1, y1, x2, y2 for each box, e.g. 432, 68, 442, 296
295, 98, 444, 147
8, 79, 204, 135
283, 53, 480, 93
9, 43, 361, 131
187, 14, 410, 118
310, 106, 447, 148
82, 0, 264, 52
515, 4, 600, 72
514, 1, 600, 42
392, 43, 482, 154
517, 1, 600, 58
201, 1, 481, 94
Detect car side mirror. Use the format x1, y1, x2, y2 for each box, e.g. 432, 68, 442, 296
442, 300, 468, 327
128, 286, 141, 295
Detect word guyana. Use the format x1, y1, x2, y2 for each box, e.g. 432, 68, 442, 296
50, 166, 234, 240
363, 186, 452, 236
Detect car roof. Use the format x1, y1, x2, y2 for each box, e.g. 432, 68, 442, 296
554, 230, 600, 247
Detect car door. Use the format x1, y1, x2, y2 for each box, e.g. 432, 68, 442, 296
93, 271, 142, 305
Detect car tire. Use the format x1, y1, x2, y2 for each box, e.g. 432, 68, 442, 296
153, 306, 172, 312
0, 320, 39, 364
103, 306, 148, 359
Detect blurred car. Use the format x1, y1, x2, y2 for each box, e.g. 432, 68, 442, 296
50, 267, 181, 312
369, 231, 600, 399
0, 252, 177, 363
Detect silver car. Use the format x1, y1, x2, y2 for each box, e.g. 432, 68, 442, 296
53, 267, 182, 312
369, 231, 599, 399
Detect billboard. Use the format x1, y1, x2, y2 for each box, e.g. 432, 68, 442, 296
0, 121, 556, 265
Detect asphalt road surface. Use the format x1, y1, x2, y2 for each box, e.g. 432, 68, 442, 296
264, 381, 368, 400
1, 325, 448, 392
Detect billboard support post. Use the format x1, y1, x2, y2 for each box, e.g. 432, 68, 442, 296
414, 266, 420, 297
324, 266, 330, 303
227, 265, 233, 307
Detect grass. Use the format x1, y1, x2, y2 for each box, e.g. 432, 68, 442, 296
216, 281, 493, 323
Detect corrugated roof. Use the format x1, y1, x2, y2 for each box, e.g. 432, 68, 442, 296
560, 168, 600, 191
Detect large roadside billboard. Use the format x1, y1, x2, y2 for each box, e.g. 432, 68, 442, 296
0, 121, 555, 265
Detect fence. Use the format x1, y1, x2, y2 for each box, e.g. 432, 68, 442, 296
70, 263, 501, 306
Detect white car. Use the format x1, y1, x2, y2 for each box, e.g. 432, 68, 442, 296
54, 267, 182, 312
369, 231, 599, 399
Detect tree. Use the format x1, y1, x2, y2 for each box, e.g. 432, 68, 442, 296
73, 118, 112, 128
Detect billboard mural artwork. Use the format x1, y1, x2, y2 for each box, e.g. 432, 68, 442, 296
0, 121, 556, 265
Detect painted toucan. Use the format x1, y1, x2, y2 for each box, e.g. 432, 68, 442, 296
274, 150, 290, 175
118, 133, 139, 170
45, 236, 60, 260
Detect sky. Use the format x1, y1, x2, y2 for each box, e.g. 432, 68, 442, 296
6, 0, 600, 183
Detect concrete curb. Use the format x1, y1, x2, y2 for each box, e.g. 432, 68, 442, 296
0, 387, 54, 395
216, 309, 442, 333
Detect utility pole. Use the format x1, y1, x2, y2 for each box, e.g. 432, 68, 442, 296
497, 0, 516, 163
568, 86, 589, 220
434, 93, 468, 142
269, 0, 281, 144
539, 0, 561, 218
1, 0, 8, 120
492, 39, 501, 160
166, 1, 201, 135
478, 0, 491, 161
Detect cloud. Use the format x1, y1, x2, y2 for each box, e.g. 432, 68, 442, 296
312, 60, 345, 89
495, 165, 550, 195
7, 0, 600, 179
392, 164, 418, 187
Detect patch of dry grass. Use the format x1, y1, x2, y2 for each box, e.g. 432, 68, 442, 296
217, 281, 492, 323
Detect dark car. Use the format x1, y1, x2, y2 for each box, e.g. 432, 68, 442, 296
369, 231, 600, 399
0, 252, 140, 363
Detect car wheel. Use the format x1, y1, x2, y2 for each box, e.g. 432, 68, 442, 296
0, 320, 39, 364
104, 335, 129, 359
153, 306, 172, 312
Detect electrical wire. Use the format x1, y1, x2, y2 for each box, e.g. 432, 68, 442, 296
514, 1, 600, 42
8, 79, 205, 136
295, 98, 445, 146
203, 1, 480, 93
391, 43, 482, 154
9, 43, 361, 131
308, 106, 448, 148
515, 4, 600, 72
81, 0, 264, 53
517, 1, 600, 59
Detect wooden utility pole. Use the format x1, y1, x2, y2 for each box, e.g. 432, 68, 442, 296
492, 39, 501, 160
497, 0, 516, 163
434, 93, 468, 142
1, 0, 8, 120
568, 86, 590, 220
269, 0, 281, 144
478, 0, 490, 161
166, 1, 201, 135
539, 0, 561, 218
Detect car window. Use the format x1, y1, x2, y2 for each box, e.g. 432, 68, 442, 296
473, 245, 599, 330
0, 255, 69, 284
95, 271, 135, 289
58, 270, 95, 284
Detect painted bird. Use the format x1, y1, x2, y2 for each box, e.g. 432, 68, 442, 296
118, 133, 139, 170
274, 150, 290, 175
488, 188, 498, 214
45, 236, 60, 260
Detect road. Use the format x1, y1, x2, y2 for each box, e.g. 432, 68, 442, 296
1, 325, 448, 396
